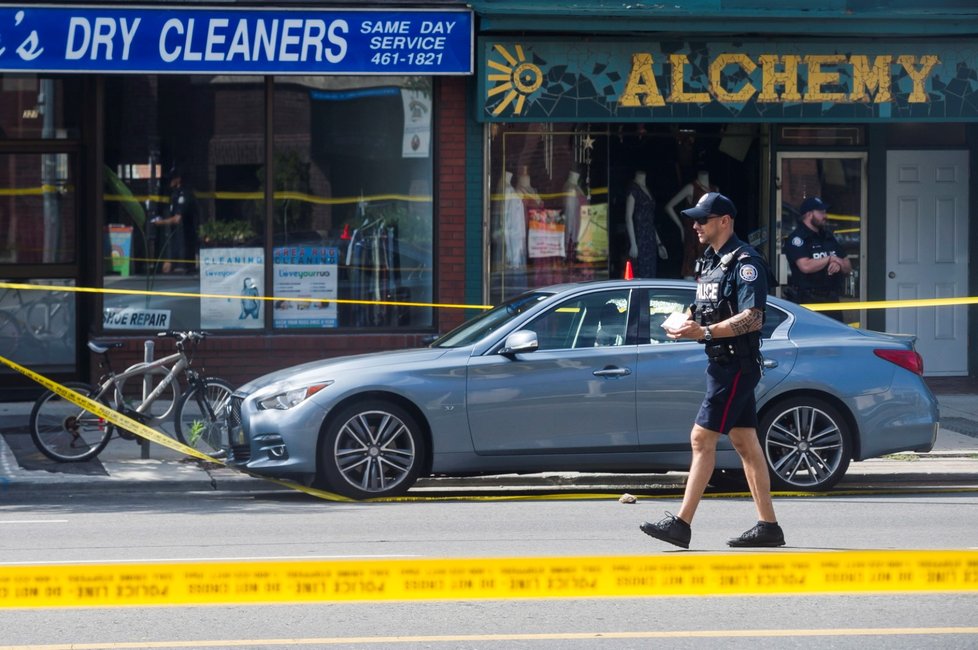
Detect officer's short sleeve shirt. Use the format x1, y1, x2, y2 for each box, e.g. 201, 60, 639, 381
785, 225, 842, 290
698, 236, 767, 315
727, 240, 767, 313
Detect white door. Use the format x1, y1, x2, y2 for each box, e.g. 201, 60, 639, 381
886, 150, 969, 376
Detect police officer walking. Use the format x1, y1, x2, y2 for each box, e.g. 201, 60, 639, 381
639, 192, 785, 549
784, 196, 852, 322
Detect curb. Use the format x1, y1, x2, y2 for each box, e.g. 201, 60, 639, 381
2, 456, 976, 497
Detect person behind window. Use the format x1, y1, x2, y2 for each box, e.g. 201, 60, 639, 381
151, 166, 196, 274
594, 301, 625, 347
783, 196, 852, 322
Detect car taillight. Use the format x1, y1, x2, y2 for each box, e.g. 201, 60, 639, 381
874, 349, 924, 375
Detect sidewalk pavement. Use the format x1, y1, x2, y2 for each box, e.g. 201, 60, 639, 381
1, 394, 976, 498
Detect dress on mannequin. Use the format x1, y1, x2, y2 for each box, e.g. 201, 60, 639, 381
625, 171, 660, 279
665, 170, 718, 278
501, 171, 527, 269
563, 170, 586, 261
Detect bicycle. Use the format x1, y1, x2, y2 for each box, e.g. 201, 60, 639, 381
29, 330, 233, 462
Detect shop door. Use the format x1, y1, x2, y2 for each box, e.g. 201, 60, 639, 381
885, 150, 969, 376
775, 153, 866, 323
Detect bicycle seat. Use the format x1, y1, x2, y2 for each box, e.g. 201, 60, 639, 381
88, 341, 125, 354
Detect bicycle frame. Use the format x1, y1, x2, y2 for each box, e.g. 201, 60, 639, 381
93, 349, 189, 417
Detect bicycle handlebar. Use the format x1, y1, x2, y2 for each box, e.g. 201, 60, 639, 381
156, 330, 211, 343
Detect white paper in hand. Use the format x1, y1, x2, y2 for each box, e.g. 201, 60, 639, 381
661, 312, 688, 331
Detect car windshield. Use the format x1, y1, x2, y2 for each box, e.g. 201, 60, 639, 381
431, 292, 552, 348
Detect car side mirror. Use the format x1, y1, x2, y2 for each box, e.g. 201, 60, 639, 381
499, 330, 538, 356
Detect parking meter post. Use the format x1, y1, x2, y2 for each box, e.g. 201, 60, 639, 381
140, 340, 154, 459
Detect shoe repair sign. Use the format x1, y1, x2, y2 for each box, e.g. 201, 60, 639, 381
103, 307, 171, 330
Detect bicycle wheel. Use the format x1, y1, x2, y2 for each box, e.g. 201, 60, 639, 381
173, 377, 234, 457
116, 366, 179, 422
29, 382, 113, 462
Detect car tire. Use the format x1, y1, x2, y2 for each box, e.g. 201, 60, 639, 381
758, 396, 852, 491
318, 400, 426, 500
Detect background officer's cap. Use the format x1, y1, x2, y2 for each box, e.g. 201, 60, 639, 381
799, 196, 829, 213
681, 192, 737, 220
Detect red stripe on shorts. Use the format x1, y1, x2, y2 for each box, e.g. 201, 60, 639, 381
719, 370, 742, 432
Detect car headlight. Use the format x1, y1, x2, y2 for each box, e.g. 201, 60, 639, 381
257, 382, 333, 410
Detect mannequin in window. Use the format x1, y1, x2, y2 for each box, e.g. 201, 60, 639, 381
515, 170, 542, 207
499, 170, 526, 269
563, 170, 586, 261
625, 170, 666, 278
665, 168, 718, 279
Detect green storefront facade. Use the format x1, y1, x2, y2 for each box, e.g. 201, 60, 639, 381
466, 0, 978, 376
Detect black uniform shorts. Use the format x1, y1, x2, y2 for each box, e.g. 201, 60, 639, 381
695, 360, 761, 435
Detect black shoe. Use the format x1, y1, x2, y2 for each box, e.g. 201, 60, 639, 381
727, 521, 785, 547
640, 512, 691, 549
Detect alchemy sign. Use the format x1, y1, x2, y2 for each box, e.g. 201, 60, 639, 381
481, 39, 978, 122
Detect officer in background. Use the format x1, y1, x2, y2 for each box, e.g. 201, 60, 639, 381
639, 192, 785, 549
151, 166, 195, 274
784, 196, 852, 322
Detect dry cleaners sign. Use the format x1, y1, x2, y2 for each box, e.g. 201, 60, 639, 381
0, 6, 472, 74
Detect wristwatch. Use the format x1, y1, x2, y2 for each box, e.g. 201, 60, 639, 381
703, 325, 713, 342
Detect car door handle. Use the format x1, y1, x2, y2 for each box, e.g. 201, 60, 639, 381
593, 366, 631, 377
762, 358, 778, 369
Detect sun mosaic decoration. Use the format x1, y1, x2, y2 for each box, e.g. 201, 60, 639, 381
487, 43, 543, 116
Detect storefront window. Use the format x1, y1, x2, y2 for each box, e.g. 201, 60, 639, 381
487, 123, 762, 303
102, 75, 265, 332
272, 77, 434, 329
488, 124, 610, 305
0, 152, 76, 264
0, 279, 75, 372
0, 75, 82, 140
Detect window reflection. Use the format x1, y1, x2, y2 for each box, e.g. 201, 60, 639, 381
272, 76, 434, 329
102, 75, 265, 331
0, 153, 75, 264
0, 76, 82, 140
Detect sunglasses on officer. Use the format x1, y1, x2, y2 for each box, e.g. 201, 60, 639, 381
690, 214, 723, 226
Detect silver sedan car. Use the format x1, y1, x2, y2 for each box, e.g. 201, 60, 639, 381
226, 280, 938, 499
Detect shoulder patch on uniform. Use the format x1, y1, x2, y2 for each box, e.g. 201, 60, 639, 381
791, 236, 803, 247
739, 264, 759, 282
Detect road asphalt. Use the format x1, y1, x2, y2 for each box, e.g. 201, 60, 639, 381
1, 393, 976, 498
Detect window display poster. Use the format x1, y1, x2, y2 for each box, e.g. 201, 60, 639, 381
527, 209, 566, 259
576, 203, 609, 263
272, 246, 339, 329
401, 89, 431, 158
107, 224, 133, 276
200, 247, 265, 330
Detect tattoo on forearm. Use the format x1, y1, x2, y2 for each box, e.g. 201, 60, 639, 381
729, 309, 763, 335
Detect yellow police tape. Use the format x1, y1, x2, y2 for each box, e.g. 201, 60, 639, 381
0, 281, 491, 311
0, 353, 354, 503
4, 280, 978, 314
0, 550, 976, 608
3, 355, 978, 607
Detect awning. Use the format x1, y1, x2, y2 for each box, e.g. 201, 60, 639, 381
469, 0, 978, 37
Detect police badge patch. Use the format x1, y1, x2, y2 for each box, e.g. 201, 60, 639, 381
739, 264, 758, 282
791, 236, 803, 247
